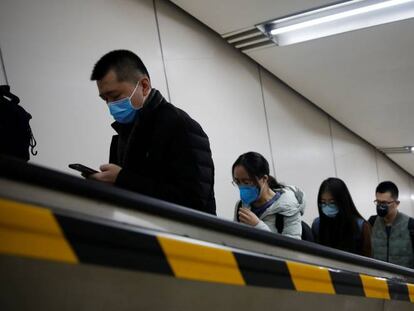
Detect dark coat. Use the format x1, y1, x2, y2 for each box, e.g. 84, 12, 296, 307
110, 89, 216, 215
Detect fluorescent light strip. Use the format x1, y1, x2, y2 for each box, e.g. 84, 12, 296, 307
379, 146, 414, 154
271, 0, 414, 35
271, 0, 366, 24
260, 0, 414, 46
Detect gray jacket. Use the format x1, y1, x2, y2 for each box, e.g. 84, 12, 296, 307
234, 185, 305, 239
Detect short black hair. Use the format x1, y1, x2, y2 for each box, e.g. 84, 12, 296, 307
90, 50, 150, 83
376, 181, 399, 199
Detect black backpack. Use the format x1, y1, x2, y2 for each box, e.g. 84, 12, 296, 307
368, 215, 414, 251
0, 85, 37, 161
275, 214, 314, 242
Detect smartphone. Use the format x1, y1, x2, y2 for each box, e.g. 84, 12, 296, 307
68, 163, 98, 177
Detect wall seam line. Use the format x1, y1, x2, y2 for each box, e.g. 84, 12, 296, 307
258, 65, 277, 178
328, 117, 338, 177
0, 45, 9, 85
153, 0, 171, 102
374, 149, 380, 184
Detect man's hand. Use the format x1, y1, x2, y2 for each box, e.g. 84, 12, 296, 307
89, 164, 122, 184
238, 207, 260, 226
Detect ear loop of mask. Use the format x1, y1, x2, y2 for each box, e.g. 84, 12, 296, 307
129, 80, 140, 105
256, 176, 267, 198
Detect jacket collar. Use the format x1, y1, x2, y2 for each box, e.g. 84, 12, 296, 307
111, 88, 164, 134
140, 88, 164, 114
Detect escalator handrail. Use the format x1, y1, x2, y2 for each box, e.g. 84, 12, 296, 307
0, 155, 413, 279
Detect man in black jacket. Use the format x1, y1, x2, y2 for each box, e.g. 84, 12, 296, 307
89, 50, 216, 215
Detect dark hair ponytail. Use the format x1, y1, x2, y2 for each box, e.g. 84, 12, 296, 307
267, 175, 282, 189
232, 152, 283, 189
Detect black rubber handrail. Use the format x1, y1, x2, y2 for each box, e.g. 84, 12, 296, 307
1, 155, 413, 279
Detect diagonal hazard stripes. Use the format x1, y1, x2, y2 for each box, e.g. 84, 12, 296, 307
0, 197, 413, 303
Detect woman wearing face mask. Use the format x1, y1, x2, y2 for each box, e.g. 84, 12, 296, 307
232, 152, 305, 240
312, 178, 371, 257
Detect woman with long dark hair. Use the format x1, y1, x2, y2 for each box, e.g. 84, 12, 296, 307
312, 177, 371, 256
232, 152, 305, 239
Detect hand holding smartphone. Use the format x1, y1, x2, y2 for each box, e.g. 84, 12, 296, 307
68, 163, 98, 177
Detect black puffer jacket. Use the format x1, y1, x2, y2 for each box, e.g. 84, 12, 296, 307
110, 89, 216, 215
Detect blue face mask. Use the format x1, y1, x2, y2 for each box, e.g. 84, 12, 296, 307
320, 203, 339, 218
239, 185, 260, 205
108, 81, 141, 124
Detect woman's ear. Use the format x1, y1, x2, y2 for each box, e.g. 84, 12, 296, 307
260, 175, 269, 187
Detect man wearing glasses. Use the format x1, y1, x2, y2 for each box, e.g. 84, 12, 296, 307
369, 181, 414, 268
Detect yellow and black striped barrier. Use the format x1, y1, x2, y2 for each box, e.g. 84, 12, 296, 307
1, 197, 413, 303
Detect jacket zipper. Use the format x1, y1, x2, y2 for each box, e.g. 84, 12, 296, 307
385, 227, 391, 262
386, 234, 390, 262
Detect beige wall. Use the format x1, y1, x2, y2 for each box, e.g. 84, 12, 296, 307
0, 0, 413, 222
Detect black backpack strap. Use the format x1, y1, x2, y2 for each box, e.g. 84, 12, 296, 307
368, 215, 377, 227
408, 218, 414, 252
356, 218, 365, 232
311, 218, 320, 242
275, 214, 284, 233
301, 221, 314, 242
355, 218, 366, 254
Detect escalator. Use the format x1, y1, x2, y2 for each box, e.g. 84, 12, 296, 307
0, 155, 413, 310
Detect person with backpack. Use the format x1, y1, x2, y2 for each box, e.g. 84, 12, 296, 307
232, 152, 307, 240
312, 178, 371, 257
0, 85, 37, 161
369, 181, 414, 268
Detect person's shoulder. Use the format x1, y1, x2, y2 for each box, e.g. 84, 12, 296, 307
312, 217, 320, 227
155, 99, 180, 118
152, 93, 207, 137
311, 218, 320, 238
155, 99, 194, 125
367, 215, 378, 226
356, 217, 365, 224
398, 211, 411, 219
355, 217, 369, 231
278, 186, 298, 202
396, 212, 414, 230
149, 99, 183, 133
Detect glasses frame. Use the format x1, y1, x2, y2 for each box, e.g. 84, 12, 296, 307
232, 175, 263, 187
373, 200, 396, 206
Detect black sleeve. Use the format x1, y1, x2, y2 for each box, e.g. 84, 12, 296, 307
109, 135, 119, 164
311, 218, 319, 243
